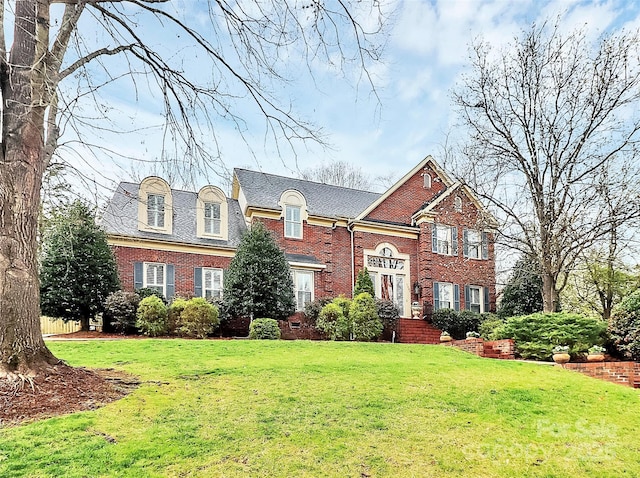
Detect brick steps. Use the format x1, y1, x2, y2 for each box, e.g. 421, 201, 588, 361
398, 319, 442, 344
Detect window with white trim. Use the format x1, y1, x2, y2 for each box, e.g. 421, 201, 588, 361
203, 268, 223, 299
432, 224, 458, 256
454, 196, 462, 212
204, 202, 221, 235
285, 205, 302, 239
436, 282, 453, 310
365, 244, 409, 317
464, 229, 488, 260
147, 194, 165, 228
292, 269, 313, 311
469, 286, 482, 313
144, 262, 165, 296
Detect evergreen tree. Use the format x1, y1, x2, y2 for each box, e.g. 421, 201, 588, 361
498, 255, 544, 319
40, 201, 120, 331
354, 268, 375, 296
223, 222, 295, 322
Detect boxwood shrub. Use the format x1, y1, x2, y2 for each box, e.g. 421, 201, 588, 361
136, 295, 169, 337
249, 318, 281, 340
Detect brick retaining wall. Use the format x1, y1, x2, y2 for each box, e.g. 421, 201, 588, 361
443, 337, 515, 360
560, 362, 640, 388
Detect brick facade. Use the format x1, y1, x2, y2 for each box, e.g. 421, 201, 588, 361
106, 157, 497, 339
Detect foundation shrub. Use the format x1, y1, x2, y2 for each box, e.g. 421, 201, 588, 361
432, 309, 482, 340
136, 295, 169, 337
350, 293, 383, 341
178, 298, 220, 338
103, 290, 140, 334
249, 318, 281, 340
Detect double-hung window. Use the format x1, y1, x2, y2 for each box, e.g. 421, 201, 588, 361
432, 224, 458, 256
285, 205, 302, 239
292, 269, 313, 311
203, 268, 223, 299
204, 202, 221, 235
144, 262, 165, 296
464, 229, 489, 260
147, 194, 165, 228
465, 285, 489, 313
433, 282, 460, 311
469, 286, 482, 313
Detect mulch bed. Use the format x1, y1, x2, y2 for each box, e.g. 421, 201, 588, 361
0, 366, 139, 427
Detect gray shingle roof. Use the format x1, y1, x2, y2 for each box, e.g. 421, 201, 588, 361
102, 182, 246, 248
234, 168, 381, 219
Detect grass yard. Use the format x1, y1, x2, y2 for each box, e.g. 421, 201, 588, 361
1, 340, 639, 477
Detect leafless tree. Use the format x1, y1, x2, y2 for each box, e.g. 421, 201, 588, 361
0, 0, 387, 379
453, 21, 640, 313
298, 160, 374, 190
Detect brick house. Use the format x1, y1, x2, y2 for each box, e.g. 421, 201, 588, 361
102, 156, 497, 341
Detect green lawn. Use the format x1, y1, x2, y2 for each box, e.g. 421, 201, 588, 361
1, 340, 639, 477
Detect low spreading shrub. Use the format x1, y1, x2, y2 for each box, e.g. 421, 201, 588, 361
350, 293, 383, 341
317, 301, 351, 341
496, 312, 608, 361
249, 318, 281, 339
432, 309, 482, 340
609, 290, 640, 360
103, 290, 140, 334
177, 298, 220, 338
478, 313, 504, 341
136, 295, 169, 337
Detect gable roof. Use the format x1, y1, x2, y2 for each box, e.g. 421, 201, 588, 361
102, 182, 246, 247
355, 155, 453, 221
233, 168, 381, 219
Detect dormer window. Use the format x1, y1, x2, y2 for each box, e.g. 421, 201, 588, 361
285, 205, 302, 238
138, 177, 172, 234
147, 194, 165, 228
197, 186, 228, 240
204, 202, 221, 235
279, 190, 308, 240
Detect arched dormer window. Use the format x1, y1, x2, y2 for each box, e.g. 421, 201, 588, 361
278, 189, 308, 239
197, 185, 228, 240
423, 173, 432, 189
138, 177, 172, 234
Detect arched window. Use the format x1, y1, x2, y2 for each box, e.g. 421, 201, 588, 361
364, 243, 410, 317
454, 196, 463, 212
197, 186, 228, 240
138, 177, 172, 234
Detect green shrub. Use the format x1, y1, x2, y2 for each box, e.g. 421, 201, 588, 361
304, 297, 332, 324
177, 298, 220, 338
317, 302, 351, 340
478, 313, 504, 341
136, 295, 169, 337
103, 290, 140, 334
376, 299, 400, 324
350, 293, 383, 341
432, 309, 482, 340
167, 298, 188, 335
249, 318, 281, 340
353, 268, 375, 296
497, 312, 608, 361
609, 289, 640, 360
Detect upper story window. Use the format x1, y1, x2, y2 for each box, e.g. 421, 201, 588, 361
204, 202, 221, 235
197, 186, 228, 240
454, 196, 462, 212
147, 194, 165, 228
285, 205, 302, 238
279, 190, 308, 240
423, 173, 432, 189
138, 177, 172, 234
432, 224, 458, 256
463, 229, 489, 260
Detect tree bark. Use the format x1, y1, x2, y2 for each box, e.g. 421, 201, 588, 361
0, 0, 59, 378
541, 273, 560, 313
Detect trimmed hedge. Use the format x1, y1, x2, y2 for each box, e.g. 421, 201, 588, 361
136, 295, 168, 337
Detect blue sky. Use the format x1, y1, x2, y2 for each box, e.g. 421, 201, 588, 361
57, 0, 640, 197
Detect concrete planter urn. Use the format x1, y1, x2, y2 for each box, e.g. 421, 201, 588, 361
552, 345, 570, 364
587, 345, 606, 362
440, 332, 452, 343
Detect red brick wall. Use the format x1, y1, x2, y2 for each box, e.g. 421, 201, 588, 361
560, 362, 640, 388
365, 166, 446, 224
112, 245, 232, 297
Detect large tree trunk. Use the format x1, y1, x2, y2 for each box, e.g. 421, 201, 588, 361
0, 0, 58, 379
541, 273, 560, 313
